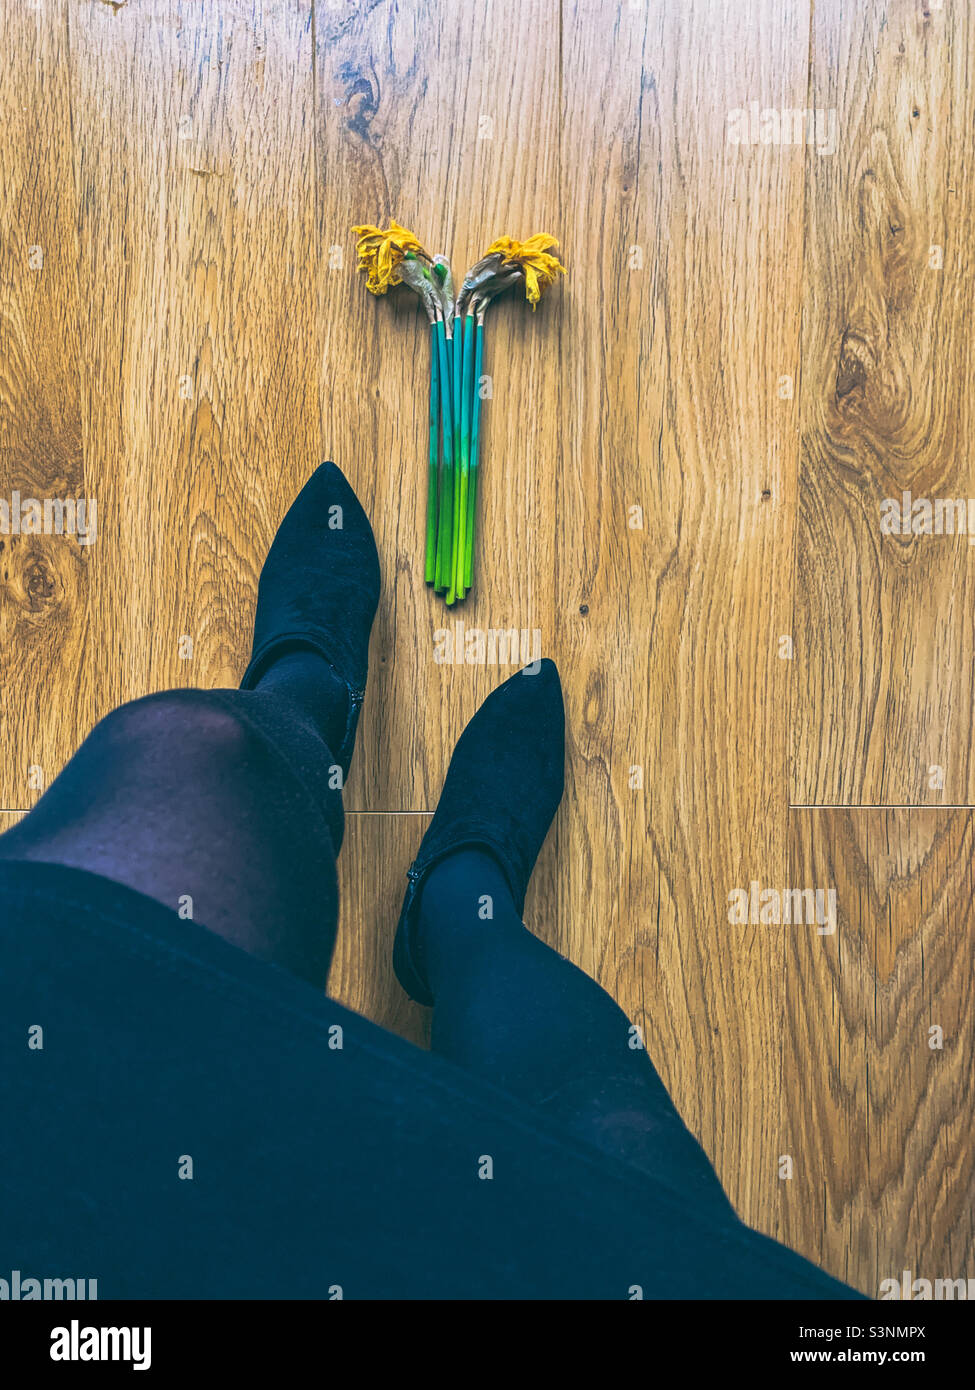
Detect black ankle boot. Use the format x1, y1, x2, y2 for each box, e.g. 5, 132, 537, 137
240, 462, 381, 773
393, 660, 565, 1005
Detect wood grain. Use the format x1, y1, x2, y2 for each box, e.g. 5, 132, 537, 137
782, 808, 975, 1290
558, 0, 809, 1233
0, 0, 90, 809
70, 0, 325, 728
793, 0, 975, 807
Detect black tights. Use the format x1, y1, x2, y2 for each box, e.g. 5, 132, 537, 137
0, 654, 736, 1220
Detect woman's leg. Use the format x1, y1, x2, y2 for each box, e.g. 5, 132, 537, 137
0, 462, 380, 990
0, 667, 344, 987
394, 663, 737, 1218
416, 847, 736, 1216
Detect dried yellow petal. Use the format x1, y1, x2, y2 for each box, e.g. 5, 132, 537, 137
351, 219, 428, 295
483, 233, 566, 307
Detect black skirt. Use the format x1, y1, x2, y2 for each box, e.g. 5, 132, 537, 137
0, 860, 864, 1300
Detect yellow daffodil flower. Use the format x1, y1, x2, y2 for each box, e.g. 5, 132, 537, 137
484, 233, 566, 308
351, 219, 428, 295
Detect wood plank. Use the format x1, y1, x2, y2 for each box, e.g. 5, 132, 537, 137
69, 0, 323, 731
782, 808, 975, 1291
0, 0, 89, 810
793, 0, 975, 807
558, 0, 810, 1233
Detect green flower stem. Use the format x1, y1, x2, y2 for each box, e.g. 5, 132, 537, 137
454, 311, 475, 600
425, 320, 439, 584
434, 319, 454, 593
447, 322, 464, 604
464, 314, 485, 589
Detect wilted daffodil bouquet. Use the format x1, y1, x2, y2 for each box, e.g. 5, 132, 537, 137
351, 220, 566, 605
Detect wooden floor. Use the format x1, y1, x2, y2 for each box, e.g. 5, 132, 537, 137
2, 0, 973, 1296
